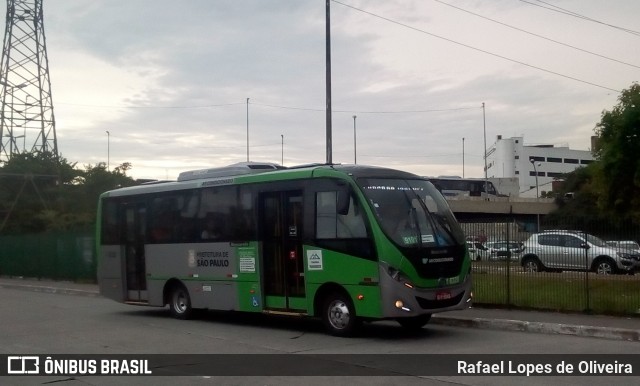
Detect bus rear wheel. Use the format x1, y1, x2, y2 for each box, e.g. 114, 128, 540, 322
397, 314, 432, 331
169, 284, 193, 320
322, 292, 358, 337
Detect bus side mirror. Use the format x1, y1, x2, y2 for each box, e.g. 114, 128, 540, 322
337, 189, 350, 216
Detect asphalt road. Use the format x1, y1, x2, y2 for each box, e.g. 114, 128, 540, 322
1, 287, 638, 386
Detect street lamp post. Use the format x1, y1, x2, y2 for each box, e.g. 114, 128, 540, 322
106, 130, 110, 170
462, 137, 465, 178
352, 115, 357, 164
281, 134, 284, 165
530, 158, 540, 232
482, 102, 489, 199
246, 98, 250, 162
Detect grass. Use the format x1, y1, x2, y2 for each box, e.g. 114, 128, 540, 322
471, 261, 640, 315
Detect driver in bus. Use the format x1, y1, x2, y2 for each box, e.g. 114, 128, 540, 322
201, 214, 222, 240
379, 202, 417, 244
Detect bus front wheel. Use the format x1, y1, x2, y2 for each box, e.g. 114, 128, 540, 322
322, 292, 358, 337
169, 284, 193, 320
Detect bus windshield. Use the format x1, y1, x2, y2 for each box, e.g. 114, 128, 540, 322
358, 178, 465, 247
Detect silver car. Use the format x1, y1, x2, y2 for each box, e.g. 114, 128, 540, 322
606, 240, 640, 253
521, 231, 640, 274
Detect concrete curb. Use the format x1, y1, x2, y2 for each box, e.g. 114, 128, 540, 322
0, 282, 100, 297
431, 315, 640, 342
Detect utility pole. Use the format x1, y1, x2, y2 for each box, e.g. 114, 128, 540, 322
353, 115, 357, 164
325, 0, 333, 164
482, 102, 488, 199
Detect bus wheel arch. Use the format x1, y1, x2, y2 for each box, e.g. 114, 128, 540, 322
164, 279, 194, 320
314, 283, 359, 337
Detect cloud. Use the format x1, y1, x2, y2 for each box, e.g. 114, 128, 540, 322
2, 0, 636, 180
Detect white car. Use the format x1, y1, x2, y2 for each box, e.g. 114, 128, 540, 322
482, 241, 523, 261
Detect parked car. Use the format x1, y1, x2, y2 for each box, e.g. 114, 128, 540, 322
521, 231, 640, 274
467, 241, 488, 261
606, 240, 640, 253
481, 241, 524, 261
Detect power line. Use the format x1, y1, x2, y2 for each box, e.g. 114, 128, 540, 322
360, 152, 464, 159
331, 0, 621, 93
56, 102, 245, 109
56, 99, 481, 115
433, 0, 640, 69
251, 101, 480, 114
519, 0, 640, 36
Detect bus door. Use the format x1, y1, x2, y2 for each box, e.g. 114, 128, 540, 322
260, 190, 306, 311
121, 202, 148, 302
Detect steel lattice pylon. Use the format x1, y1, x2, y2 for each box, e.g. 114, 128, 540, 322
0, 0, 57, 163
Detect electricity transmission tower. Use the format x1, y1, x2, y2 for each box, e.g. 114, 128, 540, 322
0, 0, 57, 163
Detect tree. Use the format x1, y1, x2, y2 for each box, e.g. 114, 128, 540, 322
75, 162, 137, 213
0, 152, 80, 233
545, 164, 610, 230
0, 153, 138, 234
593, 82, 640, 220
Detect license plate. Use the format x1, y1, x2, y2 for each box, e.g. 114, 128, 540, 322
436, 291, 451, 300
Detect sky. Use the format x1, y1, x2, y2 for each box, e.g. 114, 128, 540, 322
3, 0, 639, 180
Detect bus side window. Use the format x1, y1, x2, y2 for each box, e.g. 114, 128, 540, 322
101, 200, 119, 245
201, 213, 223, 240
316, 192, 337, 239
337, 196, 367, 238
150, 210, 174, 243
316, 191, 367, 239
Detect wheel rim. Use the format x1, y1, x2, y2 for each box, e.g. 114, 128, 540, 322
524, 260, 537, 272
597, 262, 613, 274
327, 299, 351, 330
173, 289, 188, 313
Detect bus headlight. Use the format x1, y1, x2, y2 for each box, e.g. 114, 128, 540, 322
394, 300, 411, 312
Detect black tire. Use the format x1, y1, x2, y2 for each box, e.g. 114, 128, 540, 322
322, 292, 358, 337
522, 256, 542, 273
593, 258, 617, 275
169, 284, 193, 320
396, 314, 432, 331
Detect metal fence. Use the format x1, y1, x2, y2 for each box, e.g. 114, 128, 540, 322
463, 219, 640, 315
0, 230, 96, 281
1, 223, 639, 316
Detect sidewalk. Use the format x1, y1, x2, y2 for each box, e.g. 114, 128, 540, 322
1, 276, 638, 341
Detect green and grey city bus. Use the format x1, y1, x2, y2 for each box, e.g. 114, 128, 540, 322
97, 162, 472, 336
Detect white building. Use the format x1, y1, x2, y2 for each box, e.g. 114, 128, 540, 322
485, 135, 594, 198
